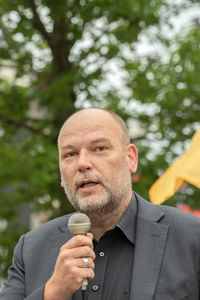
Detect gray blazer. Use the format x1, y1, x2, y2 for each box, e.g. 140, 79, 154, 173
1, 192, 200, 299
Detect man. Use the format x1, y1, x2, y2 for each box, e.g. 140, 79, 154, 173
0, 108, 200, 300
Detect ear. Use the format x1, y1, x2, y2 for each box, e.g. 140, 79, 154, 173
126, 144, 138, 174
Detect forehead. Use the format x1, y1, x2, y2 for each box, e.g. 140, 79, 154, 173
58, 110, 123, 145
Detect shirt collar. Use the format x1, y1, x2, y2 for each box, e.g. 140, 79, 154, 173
115, 193, 137, 245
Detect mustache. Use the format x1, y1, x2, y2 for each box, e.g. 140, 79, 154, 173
74, 173, 104, 187
74, 168, 129, 187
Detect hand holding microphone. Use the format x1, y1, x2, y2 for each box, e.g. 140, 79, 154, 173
43, 213, 95, 300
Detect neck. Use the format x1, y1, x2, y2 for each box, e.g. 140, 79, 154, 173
88, 193, 132, 241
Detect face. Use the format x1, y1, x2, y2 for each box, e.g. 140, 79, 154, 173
58, 110, 138, 215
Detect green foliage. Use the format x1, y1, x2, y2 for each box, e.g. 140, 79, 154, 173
0, 0, 199, 277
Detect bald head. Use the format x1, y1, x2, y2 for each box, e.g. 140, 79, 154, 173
58, 108, 130, 147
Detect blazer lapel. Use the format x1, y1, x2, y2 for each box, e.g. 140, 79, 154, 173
130, 194, 169, 300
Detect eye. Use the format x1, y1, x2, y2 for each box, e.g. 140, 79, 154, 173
96, 146, 106, 152
64, 151, 77, 158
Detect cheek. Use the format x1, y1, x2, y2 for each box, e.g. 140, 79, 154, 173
102, 159, 124, 180
60, 163, 75, 181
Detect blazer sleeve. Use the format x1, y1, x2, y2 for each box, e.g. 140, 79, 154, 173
0, 235, 45, 300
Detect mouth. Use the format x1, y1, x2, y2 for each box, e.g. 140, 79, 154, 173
78, 180, 100, 189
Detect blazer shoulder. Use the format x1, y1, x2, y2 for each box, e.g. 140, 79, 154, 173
158, 204, 200, 244
24, 213, 74, 243
134, 191, 200, 238
159, 204, 200, 227
134, 191, 200, 225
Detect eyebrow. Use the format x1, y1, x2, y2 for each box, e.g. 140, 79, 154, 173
90, 138, 112, 146
60, 144, 75, 151
60, 138, 112, 151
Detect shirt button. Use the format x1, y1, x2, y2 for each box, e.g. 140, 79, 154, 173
99, 251, 104, 257
93, 285, 99, 291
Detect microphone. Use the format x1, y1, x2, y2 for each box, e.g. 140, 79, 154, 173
68, 213, 91, 291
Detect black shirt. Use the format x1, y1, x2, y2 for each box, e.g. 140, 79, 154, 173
73, 194, 137, 300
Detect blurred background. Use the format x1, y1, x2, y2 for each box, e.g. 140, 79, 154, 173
0, 0, 200, 282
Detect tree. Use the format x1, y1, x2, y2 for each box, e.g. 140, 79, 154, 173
124, 4, 200, 206
0, 0, 199, 277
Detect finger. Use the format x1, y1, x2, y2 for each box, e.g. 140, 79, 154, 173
62, 235, 93, 250
79, 257, 95, 269
60, 257, 95, 272
79, 267, 95, 281
59, 246, 96, 262
86, 232, 93, 241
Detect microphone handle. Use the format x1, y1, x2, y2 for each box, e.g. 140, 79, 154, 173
81, 231, 89, 290
81, 278, 88, 290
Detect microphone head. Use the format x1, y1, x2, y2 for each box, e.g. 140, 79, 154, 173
68, 213, 91, 236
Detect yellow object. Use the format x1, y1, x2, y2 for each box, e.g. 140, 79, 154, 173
149, 128, 200, 204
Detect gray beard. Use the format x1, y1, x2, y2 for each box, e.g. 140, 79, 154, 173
63, 173, 131, 216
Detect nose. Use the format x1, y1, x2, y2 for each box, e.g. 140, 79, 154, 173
77, 150, 92, 172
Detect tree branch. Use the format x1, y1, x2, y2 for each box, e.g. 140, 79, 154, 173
27, 0, 53, 49
27, 0, 72, 74
0, 114, 51, 139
